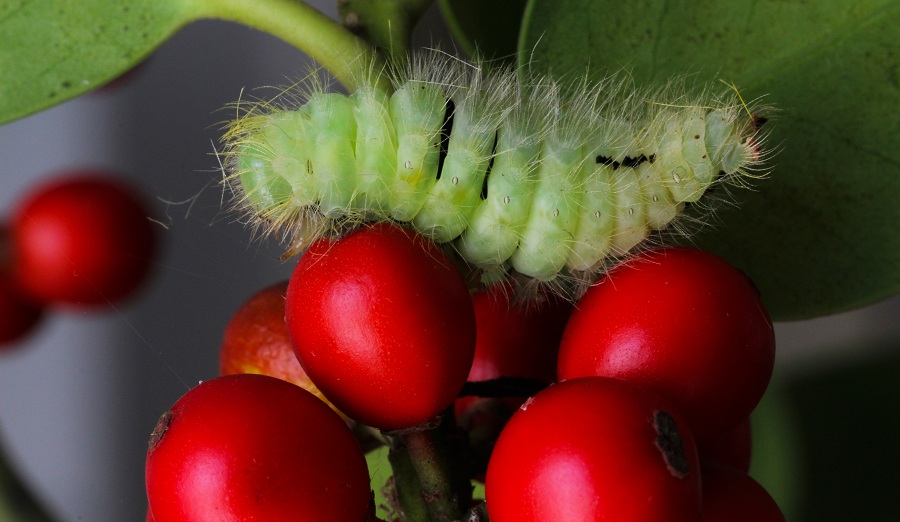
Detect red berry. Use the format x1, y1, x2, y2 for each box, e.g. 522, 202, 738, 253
457, 283, 570, 414
465, 282, 570, 385
285, 223, 475, 430
701, 462, 786, 522
455, 283, 571, 479
219, 280, 346, 420
701, 416, 753, 472
0, 268, 43, 347
485, 377, 702, 521
0, 227, 44, 347
12, 172, 156, 307
145, 374, 372, 522
558, 247, 775, 441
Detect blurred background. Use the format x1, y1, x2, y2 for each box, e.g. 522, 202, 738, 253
1, 1, 898, 520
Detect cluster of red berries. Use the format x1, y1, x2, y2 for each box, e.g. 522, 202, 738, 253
0, 171, 156, 348
145, 222, 783, 521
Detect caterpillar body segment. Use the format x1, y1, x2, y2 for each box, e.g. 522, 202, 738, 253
611, 166, 650, 255
305, 93, 357, 217
654, 111, 703, 203
413, 71, 514, 242
269, 110, 318, 208
387, 82, 446, 221
638, 162, 682, 231
235, 143, 290, 214
566, 160, 616, 273
455, 88, 546, 268
349, 87, 396, 215
508, 114, 587, 279
221, 52, 768, 292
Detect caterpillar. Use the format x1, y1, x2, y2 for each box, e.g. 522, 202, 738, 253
220, 51, 769, 296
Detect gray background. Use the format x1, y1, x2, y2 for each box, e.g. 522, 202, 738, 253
1, 2, 898, 520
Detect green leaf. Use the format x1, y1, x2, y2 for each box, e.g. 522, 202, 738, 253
0, 0, 202, 124
519, 0, 900, 320
366, 446, 395, 520
1, 0, 388, 125
438, 0, 527, 63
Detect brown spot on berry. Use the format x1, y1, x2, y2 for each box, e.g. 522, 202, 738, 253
148, 411, 173, 452
653, 410, 690, 478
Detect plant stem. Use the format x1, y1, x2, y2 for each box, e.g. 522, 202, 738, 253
196, 0, 391, 92
386, 413, 472, 521
402, 429, 462, 521
387, 441, 433, 521
337, 0, 434, 63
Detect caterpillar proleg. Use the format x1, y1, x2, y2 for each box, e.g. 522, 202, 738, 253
221, 51, 770, 295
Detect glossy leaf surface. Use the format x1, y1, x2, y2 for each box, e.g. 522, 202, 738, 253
0, 0, 201, 124
519, 0, 900, 319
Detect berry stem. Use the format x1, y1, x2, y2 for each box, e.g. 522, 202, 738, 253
401, 428, 464, 521
386, 440, 433, 521
195, 0, 391, 92
386, 412, 472, 521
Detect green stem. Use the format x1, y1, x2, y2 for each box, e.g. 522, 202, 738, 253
401, 429, 463, 521
195, 0, 391, 92
386, 412, 472, 522
387, 441, 433, 521
337, 0, 434, 63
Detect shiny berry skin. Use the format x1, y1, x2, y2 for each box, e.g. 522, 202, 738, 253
219, 280, 346, 420
464, 282, 570, 387
285, 223, 476, 430
455, 283, 571, 478
145, 374, 372, 522
456, 282, 570, 416
558, 246, 775, 442
12, 172, 156, 306
485, 377, 702, 521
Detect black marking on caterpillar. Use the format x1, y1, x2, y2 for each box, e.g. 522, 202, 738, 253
219, 51, 772, 297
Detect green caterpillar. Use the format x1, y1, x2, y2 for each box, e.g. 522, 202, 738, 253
221, 52, 768, 291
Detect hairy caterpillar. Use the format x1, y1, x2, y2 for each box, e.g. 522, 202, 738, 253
220, 51, 769, 295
